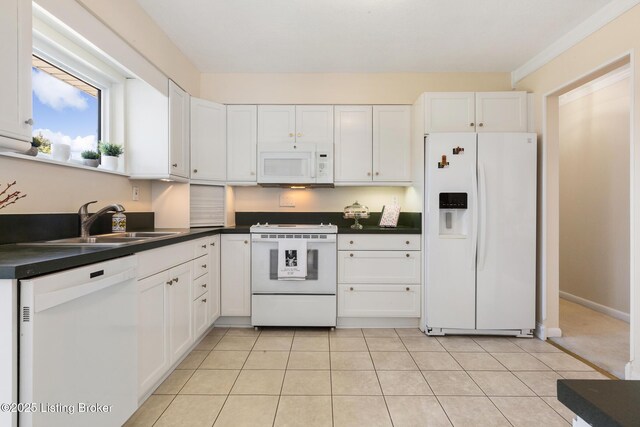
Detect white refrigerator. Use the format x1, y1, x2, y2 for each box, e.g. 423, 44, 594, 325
425, 132, 537, 336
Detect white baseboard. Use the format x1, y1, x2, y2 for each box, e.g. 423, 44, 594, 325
560, 291, 630, 323
337, 317, 420, 328
536, 322, 562, 339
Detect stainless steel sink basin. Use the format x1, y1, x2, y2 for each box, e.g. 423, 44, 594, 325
18, 231, 183, 247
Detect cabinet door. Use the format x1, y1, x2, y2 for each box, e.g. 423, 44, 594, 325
168, 262, 193, 363
227, 105, 257, 182
208, 235, 221, 324
295, 105, 333, 144
373, 105, 411, 182
221, 234, 251, 316
168, 80, 190, 178
190, 98, 226, 182
424, 92, 475, 132
0, 0, 32, 144
338, 284, 420, 317
475, 92, 528, 132
193, 290, 209, 339
334, 106, 373, 182
258, 105, 295, 144
338, 251, 421, 284
137, 271, 170, 397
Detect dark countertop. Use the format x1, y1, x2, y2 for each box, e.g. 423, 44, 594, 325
0, 227, 230, 279
0, 223, 422, 280
558, 379, 640, 427
338, 225, 421, 234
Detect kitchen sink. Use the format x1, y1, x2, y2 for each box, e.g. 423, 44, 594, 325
18, 231, 184, 247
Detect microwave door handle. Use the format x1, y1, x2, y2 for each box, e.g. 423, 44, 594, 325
310, 152, 316, 179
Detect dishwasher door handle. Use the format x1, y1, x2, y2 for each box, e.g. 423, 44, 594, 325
35, 268, 136, 312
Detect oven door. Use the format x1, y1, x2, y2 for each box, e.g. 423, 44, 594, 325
258, 143, 316, 184
251, 236, 336, 294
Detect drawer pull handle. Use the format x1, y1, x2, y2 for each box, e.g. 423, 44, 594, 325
350, 253, 354, 257
202, 298, 207, 303
202, 264, 207, 268
210, 242, 215, 246
244, 240, 248, 244
406, 254, 410, 258
174, 277, 179, 283
406, 287, 410, 291
350, 287, 354, 291
349, 240, 354, 244
202, 284, 207, 288
166, 280, 173, 286
201, 244, 207, 249
406, 240, 410, 245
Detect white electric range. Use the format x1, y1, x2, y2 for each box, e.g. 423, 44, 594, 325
250, 223, 337, 327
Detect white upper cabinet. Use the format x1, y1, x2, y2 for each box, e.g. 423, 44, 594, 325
424, 92, 527, 133
334, 106, 373, 182
424, 92, 475, 133
258, 105, 295, 144
168, 80, 190, 179
373, 105, 411, 182
475, 92, 527, 132
0, 0, 32, 149
227, 105, 258, 183
258, 105, 333, 145
190, 98, 226, 182
295, 105, 334, 144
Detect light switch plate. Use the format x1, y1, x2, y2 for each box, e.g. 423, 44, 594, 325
132, 186, 140, 201
279, 193, 295, 207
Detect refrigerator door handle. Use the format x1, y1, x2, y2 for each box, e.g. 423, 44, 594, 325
471, 163, 479, 270
478, 161, 488, 270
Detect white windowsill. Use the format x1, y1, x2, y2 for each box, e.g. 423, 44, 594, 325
0, 152, 129, 177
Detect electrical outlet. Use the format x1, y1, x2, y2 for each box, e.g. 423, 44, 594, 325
279, 193, 295, 207
132, 186, 140, 201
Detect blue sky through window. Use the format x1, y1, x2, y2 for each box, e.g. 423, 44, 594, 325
31, 66, 100, 158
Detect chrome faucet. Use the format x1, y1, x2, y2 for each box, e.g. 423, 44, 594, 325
78, 201, 125, 238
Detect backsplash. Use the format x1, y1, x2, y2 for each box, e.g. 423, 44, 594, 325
0, 212, 155, 244
235, 211, 421, 228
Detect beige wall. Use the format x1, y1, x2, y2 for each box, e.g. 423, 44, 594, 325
200, 72, 511, 104
76, 0, 200, 95
515, 4, 639, 376
559, 78, 630, 315
0, 156, 151, 213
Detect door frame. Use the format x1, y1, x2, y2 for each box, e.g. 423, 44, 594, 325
540, 51, 637, 378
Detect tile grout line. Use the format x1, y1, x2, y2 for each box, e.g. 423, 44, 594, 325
366, 332, 396, 426
271, 332, 293, 427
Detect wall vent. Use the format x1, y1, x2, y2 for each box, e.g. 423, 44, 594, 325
22, 306, 31, 322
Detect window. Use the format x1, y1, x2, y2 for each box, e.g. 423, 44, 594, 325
31, 55, 101, 160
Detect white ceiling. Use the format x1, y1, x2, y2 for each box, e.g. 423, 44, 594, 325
135, 0, 615, 73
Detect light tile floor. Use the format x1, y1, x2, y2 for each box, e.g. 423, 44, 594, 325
125, 328, 609, 427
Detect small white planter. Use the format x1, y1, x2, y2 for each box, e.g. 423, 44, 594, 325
101, 155, 119, 171
51, 143, 71, 162
82, 158, 99, 167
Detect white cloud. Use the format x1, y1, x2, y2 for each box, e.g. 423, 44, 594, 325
34, 128, 97, 156
32, 69, 88, 111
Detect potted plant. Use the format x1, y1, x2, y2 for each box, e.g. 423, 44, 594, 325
81, 150, 100, 167
26, 133, 52, 157
99, 142, 124, 171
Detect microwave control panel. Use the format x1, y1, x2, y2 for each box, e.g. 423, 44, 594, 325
316, 150, 333, 183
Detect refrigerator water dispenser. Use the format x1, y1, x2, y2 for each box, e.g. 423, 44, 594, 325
439, 192, 468, 236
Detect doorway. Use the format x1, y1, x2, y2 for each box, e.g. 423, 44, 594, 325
551, 64, 631, 378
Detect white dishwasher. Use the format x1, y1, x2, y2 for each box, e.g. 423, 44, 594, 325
19, 255, 138, 427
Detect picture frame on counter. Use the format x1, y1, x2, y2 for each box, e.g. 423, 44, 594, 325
378, 204, 400, 227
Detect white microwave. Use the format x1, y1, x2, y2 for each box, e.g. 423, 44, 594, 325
258, 143, 333, 185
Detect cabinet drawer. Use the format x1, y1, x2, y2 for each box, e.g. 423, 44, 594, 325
338, 234, 420, 251
193, 238, 211, 258
338, 251, 420, 284
338, 284, 420, 317
192, 273, 209, 300
137, 241, 193, 279
193, 255, 210, 279
193, 290, 209, 339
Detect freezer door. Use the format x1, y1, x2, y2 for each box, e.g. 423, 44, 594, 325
476, 133, 536, 330
425, 133, 477, 330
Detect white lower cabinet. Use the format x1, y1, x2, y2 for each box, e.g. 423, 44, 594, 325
337, 234, 421, 318
136, 235, 221, 399
221, 234, 251, 316
338, 284, 420, 317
